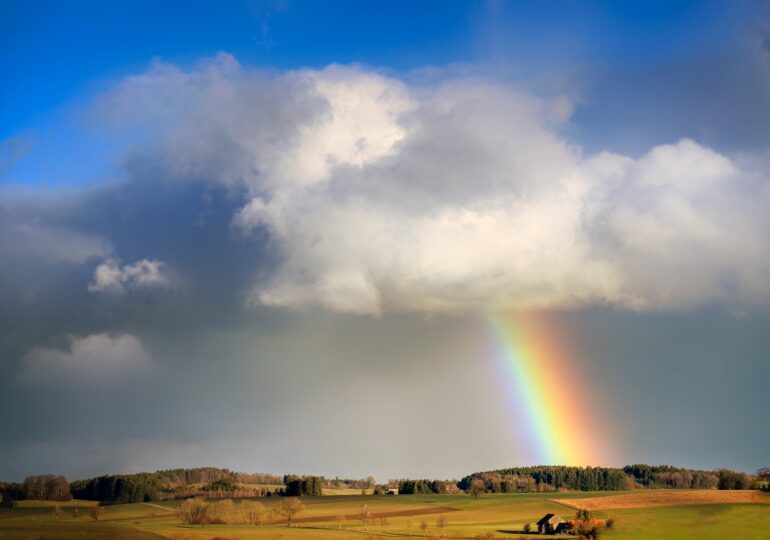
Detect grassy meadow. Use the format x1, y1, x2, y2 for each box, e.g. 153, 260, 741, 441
1, 490, 768, 540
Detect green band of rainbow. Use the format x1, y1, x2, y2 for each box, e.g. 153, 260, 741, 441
489, 312, 605, 466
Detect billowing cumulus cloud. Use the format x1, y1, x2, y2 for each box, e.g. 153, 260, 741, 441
92, 54, 770, 315
88, 258, 174, 295
17, 334, 152, 386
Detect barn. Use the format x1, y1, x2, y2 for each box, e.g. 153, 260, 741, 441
536, 513, 566, 534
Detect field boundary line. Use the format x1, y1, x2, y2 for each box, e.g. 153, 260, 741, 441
142, 502, 174, 513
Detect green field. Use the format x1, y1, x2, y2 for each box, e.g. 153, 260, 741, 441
1, 491, 769, 539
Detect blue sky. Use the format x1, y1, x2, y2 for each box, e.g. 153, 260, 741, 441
3, 0, 764, 188
1, 1, 769, 480
0, 1, 749, 139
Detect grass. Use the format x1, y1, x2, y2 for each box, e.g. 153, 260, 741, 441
603, 504, 770, 540
1, 491, 768, 539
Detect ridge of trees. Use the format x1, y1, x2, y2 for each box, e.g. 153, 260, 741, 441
459, 465, 760, 493
623, 464, 719, 489
70, 467, 283, 503
460, 466, 632, 492
396, 479, 452, 494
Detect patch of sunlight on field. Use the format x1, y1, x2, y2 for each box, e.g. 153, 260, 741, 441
0, 516, 166, 540
321, 487, 372, 496
603, 503, 770, 540
555, 489, 770, 510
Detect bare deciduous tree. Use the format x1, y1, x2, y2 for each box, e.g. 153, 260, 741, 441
469, 479, 485, 499
274, 498, 304, 527
436, 514, 448, 536
358, 503, 371, 530
90, 506, 105, 521
241, 500, 264, 525
177, 497, 210, 527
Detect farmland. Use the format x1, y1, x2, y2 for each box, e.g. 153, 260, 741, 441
1, 490, 768, 539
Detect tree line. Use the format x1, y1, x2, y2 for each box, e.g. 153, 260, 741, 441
460, 464, 763, 493
327, 476, 376, 489
3, 464, 767, 506
129, 467, 282, 489
70, 473, 164, 503
759, 468, 770, 492
460, 466, 632, 492
622, 464, 719, 489
0, 475, 71, 507
395, 479, 452, 494
62, 471, 328, 503
715, 469, 753, 490
68, 467, 285, 503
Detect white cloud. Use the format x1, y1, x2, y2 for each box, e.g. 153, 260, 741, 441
88, 258, 173, 295
97, 56, 770, 314
18, 334, 152, 386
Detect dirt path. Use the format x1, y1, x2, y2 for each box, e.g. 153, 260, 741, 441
142, 502, 174, 513
105, 503, 175, 523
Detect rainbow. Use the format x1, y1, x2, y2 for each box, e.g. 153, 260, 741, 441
488, 312, 607, 466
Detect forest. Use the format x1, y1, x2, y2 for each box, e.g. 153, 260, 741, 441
458, 464, 759, 493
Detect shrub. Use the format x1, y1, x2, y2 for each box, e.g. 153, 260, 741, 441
89, 506, 105, 521
177, 498, 211, 526
240, 500, 265, 525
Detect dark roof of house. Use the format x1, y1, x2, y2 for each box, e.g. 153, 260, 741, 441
536, 513, 564, 526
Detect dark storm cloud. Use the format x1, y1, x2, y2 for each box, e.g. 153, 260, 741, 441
0, 177, 277, 334
0, 171, 507, 480
0, 179, 278, 460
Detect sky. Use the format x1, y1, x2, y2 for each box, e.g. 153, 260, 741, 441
1, 0, 769, 482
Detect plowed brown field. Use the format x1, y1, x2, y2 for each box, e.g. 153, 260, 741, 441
553, 490, 770, 510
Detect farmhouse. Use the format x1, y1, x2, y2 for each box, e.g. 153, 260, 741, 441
536, 513, 566, 534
